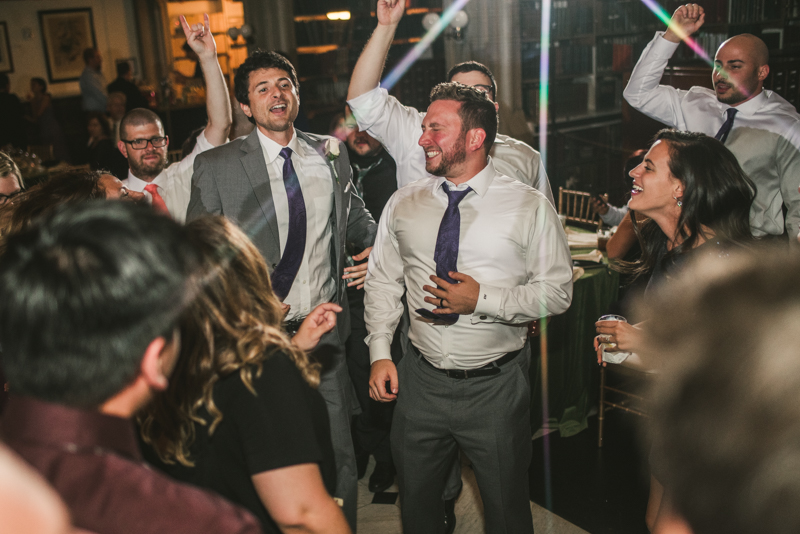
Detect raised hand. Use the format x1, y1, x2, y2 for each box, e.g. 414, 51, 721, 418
664, 3, 705, 43
377, 0, 405, 27
180, 13, 216, 61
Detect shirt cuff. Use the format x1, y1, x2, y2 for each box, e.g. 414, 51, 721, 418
347, 85, 384, 130
471, 284, 502, 323
368, 336, 393, 365
653, 31, 680, 57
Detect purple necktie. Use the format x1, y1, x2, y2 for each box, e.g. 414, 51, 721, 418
416, 183, 473, 324
714, 108, 738, 144
271, 147, 307, 301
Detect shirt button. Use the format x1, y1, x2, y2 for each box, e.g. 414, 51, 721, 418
303, 280, 307, 284
444, 354, 449, 358
480, 315, 487, 320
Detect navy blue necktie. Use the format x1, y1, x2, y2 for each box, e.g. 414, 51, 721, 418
416, 183, 473, 324
714, 108, 738, 144
271, 147, 307, 301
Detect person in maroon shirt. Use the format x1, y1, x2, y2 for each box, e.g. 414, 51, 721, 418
0, 201, 263, 534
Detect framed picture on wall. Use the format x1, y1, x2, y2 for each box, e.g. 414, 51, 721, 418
0, 22, 13, 73
38, 8, 97, 83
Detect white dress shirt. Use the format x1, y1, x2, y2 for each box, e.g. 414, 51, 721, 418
347, 86, 555, 206
256, 129, 336, 321
624, 32, 800, 237
364, 161, 573, 369
123, 130, 214, 223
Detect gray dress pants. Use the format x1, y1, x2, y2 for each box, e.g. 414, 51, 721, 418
314, 329, 359, 532
391, 345, 534, 534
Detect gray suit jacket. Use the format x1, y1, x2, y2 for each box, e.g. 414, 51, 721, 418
186, 128, 378, 340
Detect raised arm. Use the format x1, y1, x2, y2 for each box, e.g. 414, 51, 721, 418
347, 0, 405, 100
622, 5, 704, 129
180, 14, 232, 146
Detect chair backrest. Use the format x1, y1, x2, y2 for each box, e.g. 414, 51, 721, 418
167, 149, 182, 164
558, 187, 600, 226
27, 144, 54, 161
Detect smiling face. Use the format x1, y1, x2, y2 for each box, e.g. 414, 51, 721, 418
628, 140, 684, 220
713, 38, 768, 106
240, 67, 299, 139
119, 121, 168, 181
418, 100, 468, 178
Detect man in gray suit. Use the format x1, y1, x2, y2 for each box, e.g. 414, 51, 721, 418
186, 50, 377, 531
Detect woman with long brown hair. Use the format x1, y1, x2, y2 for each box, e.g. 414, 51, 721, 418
139, 216, 349, 534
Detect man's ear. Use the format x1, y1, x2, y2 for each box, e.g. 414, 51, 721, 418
117, 140, 128, 158
494, 101, 499, 112
466, 128, 487, 154
757, 64, 770, 82
139, 337, 170, 391
240, 102, 253, 119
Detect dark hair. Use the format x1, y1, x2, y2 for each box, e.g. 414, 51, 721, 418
139, 216, 319, 465
623, 130, 754, 278
116, 61, 131, 78
429, 82, 498, 156
0, 201, 198, 408
30, 77, 47, 93
0, 169, 106, 242
119, 108, 163, 140
180, 126, 205, 159
447, 61, 498, 101
82, 48, 97, 63
643, 249, 800, 534
87, 112, 112, 139
234, 49, 299, 112
0, 73, 9, 90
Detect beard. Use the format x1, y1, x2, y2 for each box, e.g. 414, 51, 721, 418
426, 139, 467, 177
129, 152, 168, 180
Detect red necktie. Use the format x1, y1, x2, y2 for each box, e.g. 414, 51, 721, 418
144, 183, 170, 215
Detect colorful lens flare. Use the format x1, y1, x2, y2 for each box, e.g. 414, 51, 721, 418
639, 0, 712, 64
381, 0, 472, 91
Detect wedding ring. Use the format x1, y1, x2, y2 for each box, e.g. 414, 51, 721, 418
600, 334, 612, 342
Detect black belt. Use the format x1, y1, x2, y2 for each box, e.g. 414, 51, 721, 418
412, 345, 521, 379
282, 316, 307, 336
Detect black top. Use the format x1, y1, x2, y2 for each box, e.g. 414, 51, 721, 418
143, 352, 336, 533
107, 77, 150, 111
88, 138, 129, 178
347, 147, 398, 224
0, 92, 27, 149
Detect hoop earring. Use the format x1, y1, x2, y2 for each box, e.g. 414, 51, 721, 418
673, 195, 682, 207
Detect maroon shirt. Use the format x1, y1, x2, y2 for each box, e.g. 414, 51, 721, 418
1, 395, 263, 534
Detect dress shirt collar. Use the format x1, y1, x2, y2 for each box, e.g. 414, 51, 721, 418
256, 127, 300, 164
728, 89, 768, 118
1, 395, 142, 461
127, 167, 166, 189
434, 159, 496, 198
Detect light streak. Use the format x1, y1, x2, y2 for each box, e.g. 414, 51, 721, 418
639, 0, 711, 64
381, 0, 472, 91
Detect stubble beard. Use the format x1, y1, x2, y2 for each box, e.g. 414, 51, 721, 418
427, 139, 467, 177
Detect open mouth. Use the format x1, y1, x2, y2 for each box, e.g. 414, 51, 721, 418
424, 149, 441, 160
270, 103, 287, 115
631, 183, 643, 195
715, 82, 731, 93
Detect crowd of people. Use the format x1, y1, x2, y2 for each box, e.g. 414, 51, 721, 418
0, 1, 799, 534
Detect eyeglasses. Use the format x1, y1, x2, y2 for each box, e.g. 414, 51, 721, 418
0, 190, 20, 206
471, 84, 495, 100
121, 136, 168, 150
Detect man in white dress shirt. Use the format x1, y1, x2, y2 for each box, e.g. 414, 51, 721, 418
119, 14, 231, 223
365, 81, 573, 534
347, 0, 553, 205
624, 3, 800, 239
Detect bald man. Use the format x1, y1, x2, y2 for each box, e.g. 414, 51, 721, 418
624, 3, 800, 240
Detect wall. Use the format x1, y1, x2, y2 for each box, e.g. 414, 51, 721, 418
0, 0, 140, 98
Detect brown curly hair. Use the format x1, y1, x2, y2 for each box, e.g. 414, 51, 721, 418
139, 216, 320, 467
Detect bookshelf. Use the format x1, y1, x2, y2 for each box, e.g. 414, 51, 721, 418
521, 0, 800, 199
292, 0, 445, 131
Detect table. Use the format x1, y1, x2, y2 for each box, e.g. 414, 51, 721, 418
529, 228, 620, 437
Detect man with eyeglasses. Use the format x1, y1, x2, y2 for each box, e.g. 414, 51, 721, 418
347, 1, 553, 207
119, 14, 231, 222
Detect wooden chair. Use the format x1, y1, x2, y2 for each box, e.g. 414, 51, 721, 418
167, 149, 182, 164
558, 187, 600, 227
598, 365, 650, 447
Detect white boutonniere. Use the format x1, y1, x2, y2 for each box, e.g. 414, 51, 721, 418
324, 138, 340, 183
